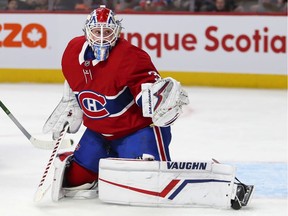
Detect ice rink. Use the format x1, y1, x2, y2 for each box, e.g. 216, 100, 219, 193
0, 83, 287, 216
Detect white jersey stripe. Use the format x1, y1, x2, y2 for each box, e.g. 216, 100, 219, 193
153, 127, 167, 161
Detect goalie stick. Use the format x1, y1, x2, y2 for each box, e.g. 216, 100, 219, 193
0, 100, 73, 150
34, 123, 70, 202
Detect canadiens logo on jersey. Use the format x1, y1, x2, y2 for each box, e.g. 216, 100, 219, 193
78, 91, 109, 118
76, 87, 134, 119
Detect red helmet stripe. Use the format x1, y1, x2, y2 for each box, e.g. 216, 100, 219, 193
96, 7, 111, 23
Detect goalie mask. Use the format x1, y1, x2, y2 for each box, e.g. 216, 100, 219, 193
84, 6, 122, 61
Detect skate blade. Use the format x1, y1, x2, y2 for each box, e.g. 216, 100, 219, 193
242, 185, 255, 206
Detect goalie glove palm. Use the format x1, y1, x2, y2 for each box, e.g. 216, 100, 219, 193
43, 81, 83, 139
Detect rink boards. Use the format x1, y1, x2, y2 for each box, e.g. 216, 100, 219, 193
0, 13, 286, 88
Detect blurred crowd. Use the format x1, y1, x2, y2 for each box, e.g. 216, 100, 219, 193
1, 0, 287, 13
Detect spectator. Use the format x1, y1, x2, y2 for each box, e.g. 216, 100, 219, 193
134, 0, 167, 11
92, 0, 114, 10
0, 0, 7, 9
133, 0, 155, 11
212, 0, 236, 11
250, 0, 284, 12
6, 0, 19, 10
101, 0, 115, 10
194, 0, 202, 11
53, 0, 77, 10
34, 0, 48, 10
166, 0, 190, 11
276, 0, 287, 12
196, 0, 214, 11
16, 0, 38, 10
215, 0, 230, 11
199, 0, 241, 12
75, 0, 93, 10
114, 0, 139, 12
24, 0, 37, 9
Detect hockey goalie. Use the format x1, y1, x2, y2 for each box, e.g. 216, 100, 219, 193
44, 75, 253, 210
41, 5, 254, 210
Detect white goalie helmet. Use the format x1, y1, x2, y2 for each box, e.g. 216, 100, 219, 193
84, 5, 122, 61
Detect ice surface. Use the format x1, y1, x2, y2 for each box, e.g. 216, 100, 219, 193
0, 84, 287, 216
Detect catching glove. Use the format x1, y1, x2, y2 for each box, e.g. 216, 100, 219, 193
141, 77, 189, 127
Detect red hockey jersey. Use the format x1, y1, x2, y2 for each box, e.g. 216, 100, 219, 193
61, 36, 160, 140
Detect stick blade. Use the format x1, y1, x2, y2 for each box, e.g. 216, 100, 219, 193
30, 137, 74, 150
33, 185, 51, 203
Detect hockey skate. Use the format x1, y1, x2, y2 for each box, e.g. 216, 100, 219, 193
231, 178, 254, 210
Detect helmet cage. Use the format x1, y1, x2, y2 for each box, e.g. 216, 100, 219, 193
84, 7, 122, 61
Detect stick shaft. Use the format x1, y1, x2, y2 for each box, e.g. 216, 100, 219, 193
0, 100, 32, 140
0, 100, 73, 150
34, 123, 69, 202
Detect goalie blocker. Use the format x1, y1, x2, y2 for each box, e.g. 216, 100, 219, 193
98, 158, 254, 210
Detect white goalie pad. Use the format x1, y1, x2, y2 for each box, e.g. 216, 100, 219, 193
98, 158, 237, 208
141, 77, 189, 127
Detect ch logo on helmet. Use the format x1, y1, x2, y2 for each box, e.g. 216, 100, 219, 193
78, 91, 110, 119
